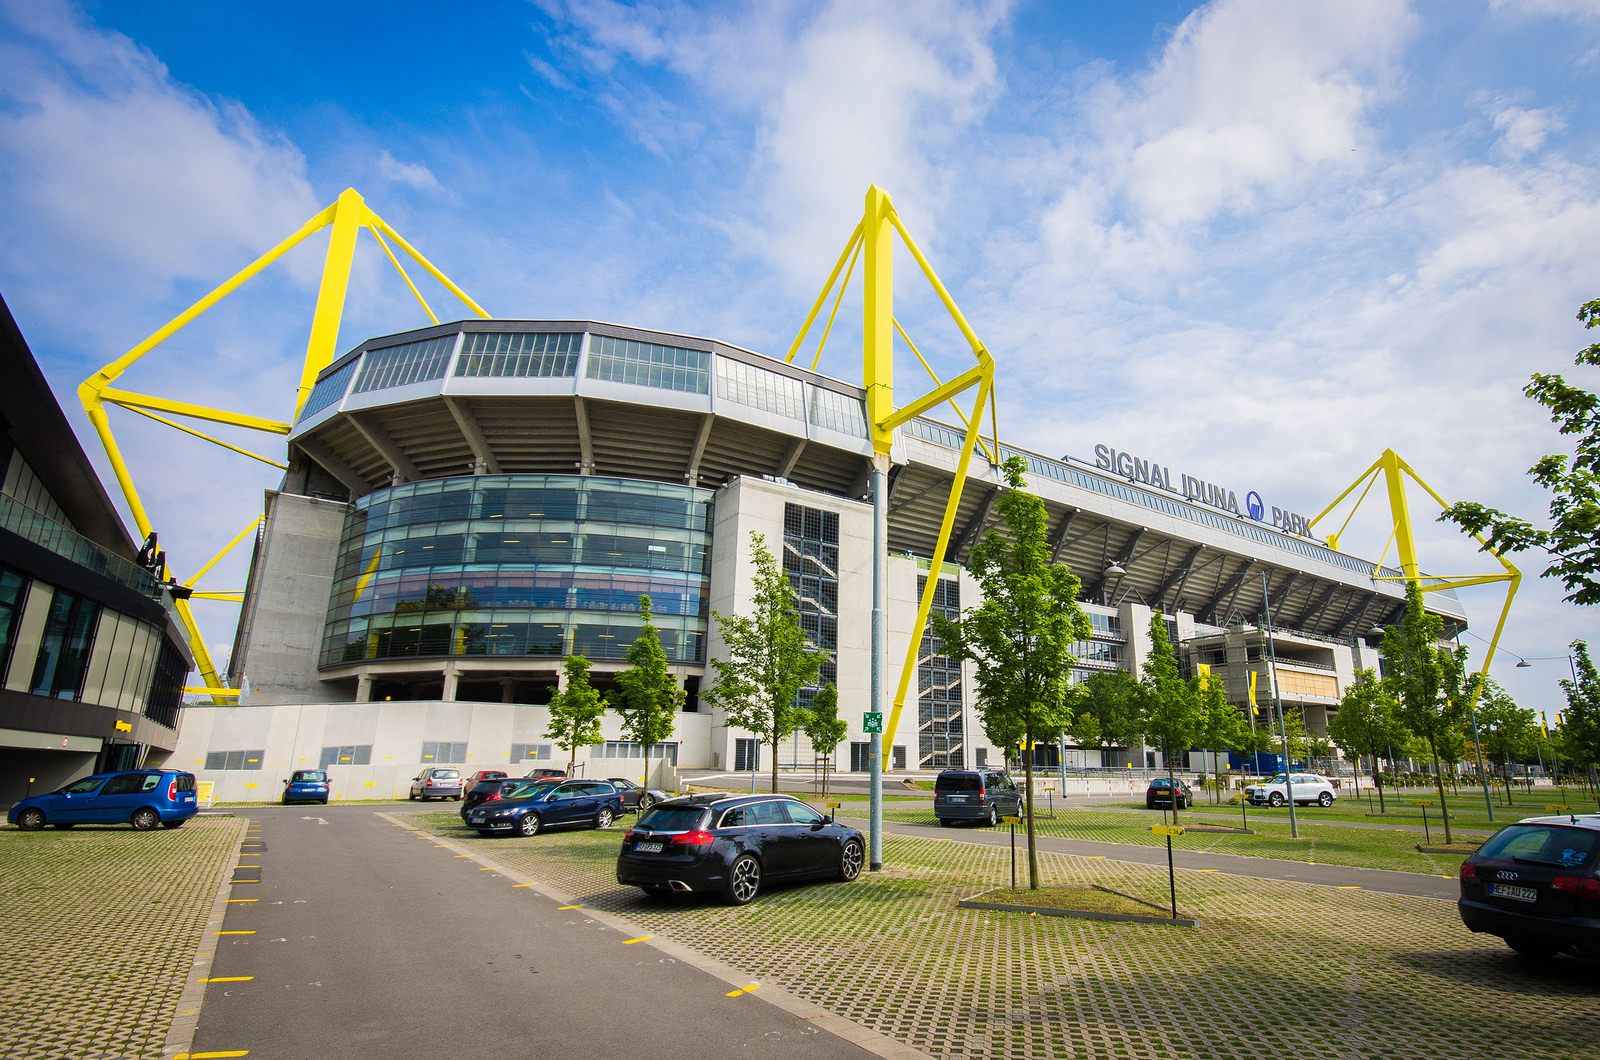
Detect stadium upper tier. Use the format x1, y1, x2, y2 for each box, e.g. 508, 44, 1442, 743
287, 319, 1466, 639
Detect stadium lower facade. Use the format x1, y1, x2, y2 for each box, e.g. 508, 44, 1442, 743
173, 319, 1468, 800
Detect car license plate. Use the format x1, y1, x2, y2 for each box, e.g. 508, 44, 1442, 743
636, 841, 664, 853
1489, 883, 1537, 903
948, 795, 966, 802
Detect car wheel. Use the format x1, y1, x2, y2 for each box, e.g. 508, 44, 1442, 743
1268, 792, 1286, 807
595, 807, 615, 830
161, 820, 186, 829
725, 854, 761, 905
518, 813, 542, 837
1506, 935, 1560, 959
1318, 792, 1334, 807
130, 808, 160, 831
987, 805, 999, 827
16, 809, 45, 831
638, 795, 653, 813
321, 799, 329, 806
408, 790, 417, 801
838, 838, 864, 881
938, 818, 952, 827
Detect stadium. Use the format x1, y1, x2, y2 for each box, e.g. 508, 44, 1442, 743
172, 315, 1469, 799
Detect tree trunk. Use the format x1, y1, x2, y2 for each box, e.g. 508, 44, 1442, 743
1429, 743, 1453, 844
1350, 756, 1362, 801
770, 727, 781, 795
643, 741, 652, 789
1167, 756, 1180, 826
1022, 738, 1039, 890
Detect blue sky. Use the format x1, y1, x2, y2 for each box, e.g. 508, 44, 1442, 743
1, 0, 1596, 718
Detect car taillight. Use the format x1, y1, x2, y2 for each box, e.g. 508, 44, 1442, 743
1458, 860, 1476, 880
670, 829, 716, 849
1552, 875, 1600, 899
167, 779, 177, 800
977, 786, 986, 800
485, 791, 501, 802
623, 830, 636, 843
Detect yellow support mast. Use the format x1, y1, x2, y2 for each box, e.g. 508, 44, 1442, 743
1310, 449, 1521, 814
79, 188, 489, 701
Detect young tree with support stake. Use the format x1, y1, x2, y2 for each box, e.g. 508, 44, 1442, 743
1137, 616, 1204, 822
1194, 673, 1251, 803
705, 532, 827, 795
933, 456, 1089, 890
1329, 668, 1408, 812
545, 654, 606, 778
611, 595, 683, 791
1383, 581, 1467, 844
1474, 677, 1540, 804
1555, 641, 1600, 793
803, 683, 847, 798
1066, 671, 1143, 765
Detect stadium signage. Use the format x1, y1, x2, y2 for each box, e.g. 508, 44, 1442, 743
1087, 443, 1314, 538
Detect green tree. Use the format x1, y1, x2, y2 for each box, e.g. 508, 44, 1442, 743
610, 595, 683, 790
802, 683, 848, 798
1382, 581, 1467, 842
1193, 674, 1250, 802
544, 654, 606, 777
933, 456, 1089, 889
1555, 641, 1600, 788
705, 532, 826, 794
1442, 297, 1600, 605
1474, 677, 1540, 804
1137, 615, 1204, 822
1066, 671, 1143, 764
1329, 669, 1408, 811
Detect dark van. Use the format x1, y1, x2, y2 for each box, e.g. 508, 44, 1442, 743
934, 768, 1022, 827
8, 769, 199, 831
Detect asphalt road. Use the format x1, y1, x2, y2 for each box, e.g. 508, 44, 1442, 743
188, 804, 875, 1060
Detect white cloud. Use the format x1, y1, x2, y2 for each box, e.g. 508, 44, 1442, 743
1490, 105, 1565, 157
1490, 0, 1600, 20
376, 150, 446, 195
0, 0, 318, 290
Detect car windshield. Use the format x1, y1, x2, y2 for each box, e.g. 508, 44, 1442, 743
637, 806, 706, 831
936, 774, 980, 792
292, 771, 327, 782
1264, 774, 1287, 785
1478, 825, 1600, 868
1151, 780, 1172, 789
505, 781, 557, 799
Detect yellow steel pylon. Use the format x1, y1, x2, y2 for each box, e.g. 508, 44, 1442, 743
79, 187, 489, 702
787, 185, 998, 749
1310, 448, 1521, 705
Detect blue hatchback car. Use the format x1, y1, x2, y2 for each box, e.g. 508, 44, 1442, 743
281, 769, 331, 805
8, 769, 199, 831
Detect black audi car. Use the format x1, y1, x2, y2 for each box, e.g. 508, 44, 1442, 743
616, 793, 864, 905
1458, 813, 1600, 960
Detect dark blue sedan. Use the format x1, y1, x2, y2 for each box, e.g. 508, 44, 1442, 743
463, 780, 624, 837
281, 769, 331, 805
8, 769, 198, 831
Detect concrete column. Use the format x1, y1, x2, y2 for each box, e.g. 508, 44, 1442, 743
501, 678, 516, 703
355, 672, 373, 703
441, 664, 459, 702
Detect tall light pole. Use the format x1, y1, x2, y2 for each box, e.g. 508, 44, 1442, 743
1260, 572, 1298, 839
1455, 632, 1496, 821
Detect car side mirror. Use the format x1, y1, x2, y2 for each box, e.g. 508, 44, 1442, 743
812, 818, 827, 831
282, 779, 289, 785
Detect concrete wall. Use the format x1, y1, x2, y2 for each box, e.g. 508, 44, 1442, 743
171, 699, 717, 803
232, 490, 349, 705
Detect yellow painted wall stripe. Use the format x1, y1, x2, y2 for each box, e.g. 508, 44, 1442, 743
622, 936, 651, 945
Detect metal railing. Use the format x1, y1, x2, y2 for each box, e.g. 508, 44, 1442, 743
0, 494, 161, 598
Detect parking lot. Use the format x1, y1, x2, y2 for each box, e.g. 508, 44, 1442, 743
2, 802, 1597, 1059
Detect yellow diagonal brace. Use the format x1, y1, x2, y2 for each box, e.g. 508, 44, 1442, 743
785, 222, 865, 365
191, 592, 245, 602
185, 517, 265, 589
811, 238, 862, 373
102, 389, 291, 435
884, 369, 992, 747
369, 225, 438, 325
296, 188, 368, 416
368, 213, 491, 319
880, 363, 988, 435
124, 407, 287, 469
183, 686, 241, 697
894, 318, 998, 464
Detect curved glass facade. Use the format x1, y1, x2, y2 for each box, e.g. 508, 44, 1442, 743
319, 475, 711, 668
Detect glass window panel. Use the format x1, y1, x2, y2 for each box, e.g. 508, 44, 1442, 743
455, 332, 581, 378
352, 336, 455, 393
299, 358, 359, 420
586, 335, 709, 394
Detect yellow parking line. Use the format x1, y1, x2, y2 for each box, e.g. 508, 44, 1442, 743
726, 983, 761, 997
226, 899, 258, 904
175, 1051, 250, 1058
198, 976, 255, 983
215, 930, 256, 936
1335, 885, 1361, 890
230, 880, 260, 885
513, 884, 535, 888
1086, 855, 1105, 860
622, 936, 652, 945
558, 904, 582, 910
1197, 869, 1218, 873
454, 855, 470, 859
479, 867, 497, 871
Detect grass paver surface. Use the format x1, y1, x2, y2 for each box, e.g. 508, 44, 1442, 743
0, 816, 244, 1060
416, 811, 1600, 1060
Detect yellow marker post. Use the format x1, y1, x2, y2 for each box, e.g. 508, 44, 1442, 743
1150, 826, 1184, 920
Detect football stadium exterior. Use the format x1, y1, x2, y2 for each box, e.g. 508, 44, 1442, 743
173, 318, 1468, 799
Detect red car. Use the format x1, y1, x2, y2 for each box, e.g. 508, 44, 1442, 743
464, 770, 509, 789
